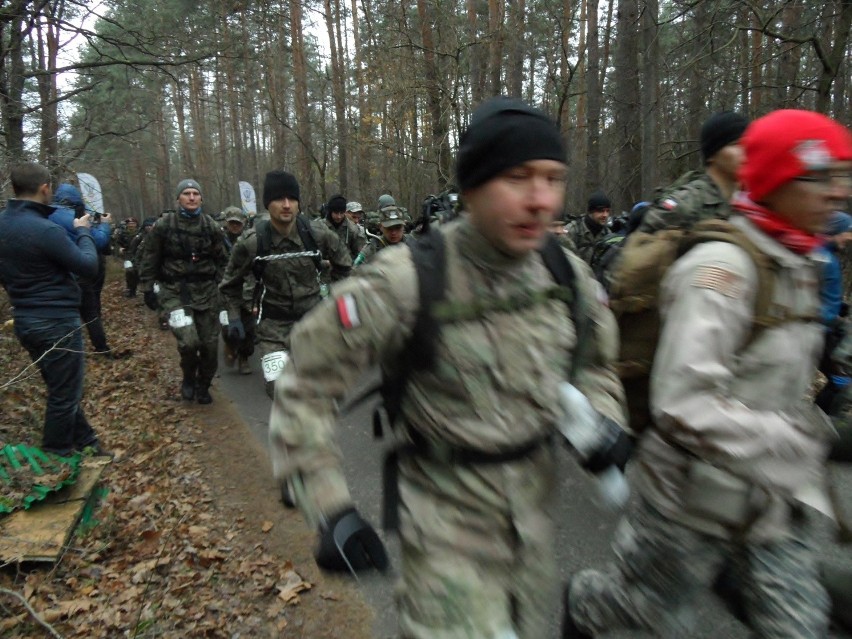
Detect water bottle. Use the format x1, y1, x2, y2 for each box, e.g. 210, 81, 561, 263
557, 382, 630, 509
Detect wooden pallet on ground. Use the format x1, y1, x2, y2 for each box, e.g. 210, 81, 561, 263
0, 457, 111, 564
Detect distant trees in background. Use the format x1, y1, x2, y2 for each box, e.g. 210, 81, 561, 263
1, 0, 850, 218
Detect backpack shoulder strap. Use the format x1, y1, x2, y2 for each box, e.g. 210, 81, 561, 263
296, 215, 322, 270
684, 219, 787, 348
251, 219, 272, 280
407, 228, 447, 369
539, 234, 589, 381
378, 228, 447, 433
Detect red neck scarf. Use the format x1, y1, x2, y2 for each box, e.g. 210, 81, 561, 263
732, 192, 824, 255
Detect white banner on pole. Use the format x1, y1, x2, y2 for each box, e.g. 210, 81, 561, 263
76, 173, 104, 214
239, 181, 257, 216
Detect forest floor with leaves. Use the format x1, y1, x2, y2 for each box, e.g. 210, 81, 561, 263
0, 264, 374, 638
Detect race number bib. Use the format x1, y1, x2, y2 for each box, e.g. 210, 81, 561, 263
168, 308, 194, 329
261, 351, 289, 382
123, 260, 133, 269
219, 310, 229, 327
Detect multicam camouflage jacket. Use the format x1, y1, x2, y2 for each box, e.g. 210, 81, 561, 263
638, 171, 732, 233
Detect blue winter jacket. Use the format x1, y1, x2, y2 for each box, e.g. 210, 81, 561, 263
0, 198, 98, 319
50, 183, 111, 251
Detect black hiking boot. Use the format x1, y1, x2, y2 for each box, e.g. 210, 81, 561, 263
181, 377, 196, 401
196, 385, 213, 405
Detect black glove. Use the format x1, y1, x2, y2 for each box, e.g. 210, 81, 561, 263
227, 318, 246, 341
315, 507, 389, 574
582, 417, 633, 474
143, 290, 158, 311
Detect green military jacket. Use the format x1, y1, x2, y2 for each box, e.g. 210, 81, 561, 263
564, 216, 607, 264
323, 217, 365, 260
115, 226, 136, 251
127, 231, 144, 262
139, 211, 228, 312
638, 171, 732, 233
219, 216, 351, 322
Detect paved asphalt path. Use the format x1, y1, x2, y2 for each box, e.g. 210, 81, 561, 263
217, 348, 852, 639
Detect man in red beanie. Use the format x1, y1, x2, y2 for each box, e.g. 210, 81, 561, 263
564, 109, 852, 638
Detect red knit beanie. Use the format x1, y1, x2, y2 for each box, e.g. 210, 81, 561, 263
740, 109, 852, 202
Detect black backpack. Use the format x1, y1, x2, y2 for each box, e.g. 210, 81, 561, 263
375, 227, 588, 436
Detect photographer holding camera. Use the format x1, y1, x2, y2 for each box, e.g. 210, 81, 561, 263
0, 164, 109, 456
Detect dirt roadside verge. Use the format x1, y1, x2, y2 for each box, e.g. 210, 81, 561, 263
0, 266, 374, 638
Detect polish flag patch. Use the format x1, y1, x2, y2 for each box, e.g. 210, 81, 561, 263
336, 293, 361, 329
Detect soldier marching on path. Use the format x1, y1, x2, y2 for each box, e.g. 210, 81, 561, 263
139, 179, 229, 405
219, 170, 351, 398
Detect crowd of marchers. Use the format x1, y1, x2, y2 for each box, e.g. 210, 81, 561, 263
1, 101, 852, 639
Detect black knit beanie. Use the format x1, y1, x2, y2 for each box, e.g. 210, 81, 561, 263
456, 96, 566, 191
587, 191, 611, 211
263, 170, 300, 208
327, 194, 347, 213
700, 111, 750, 163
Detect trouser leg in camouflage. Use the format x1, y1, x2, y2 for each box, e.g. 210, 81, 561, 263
172, 308, 220, 388
395, 448, 556, 639
256, 318, 296, 398
568, 500, 829, 638
194, 310, 219, 388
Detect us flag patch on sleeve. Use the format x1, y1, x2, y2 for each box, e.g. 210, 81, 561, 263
691, 265, 744, 298
336, 293, 361, 329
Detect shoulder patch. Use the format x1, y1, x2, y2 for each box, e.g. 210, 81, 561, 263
336, 293, 361, 329
660, 197, 678, 211
690, 265, 744, 299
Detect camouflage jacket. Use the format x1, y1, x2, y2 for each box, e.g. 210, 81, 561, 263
115, 226, 136, 251
638, 171, 731, 233
126, 231, 144, 264
138, 211, 228, 311
564, 216, 607, 264
353, 234, 412, 267
323, 217, 365, 260
219, 217, 351, 322
268, 218, 626, 525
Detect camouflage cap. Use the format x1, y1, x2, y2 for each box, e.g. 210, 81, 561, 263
224, 206, 245, 223
346, 201, 363, 213
380, 207, 406, 228
377, 194, 396, 210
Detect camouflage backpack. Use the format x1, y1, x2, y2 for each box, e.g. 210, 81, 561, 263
608, 218, 793, 435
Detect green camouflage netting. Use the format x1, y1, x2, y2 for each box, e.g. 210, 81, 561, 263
0, 445, 81, 514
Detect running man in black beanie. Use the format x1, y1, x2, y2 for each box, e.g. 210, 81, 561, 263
639, 110, 749, 233
264, 96, 629, 638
